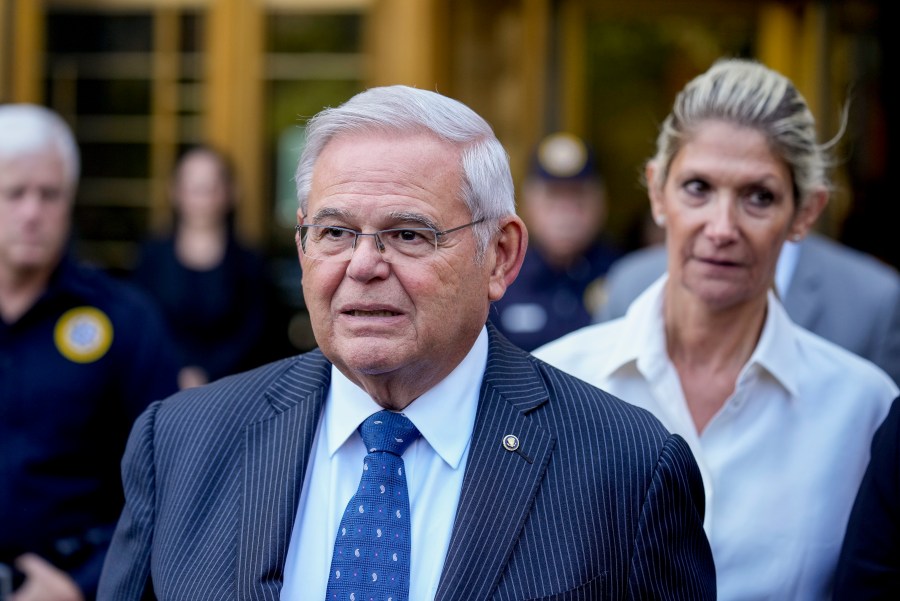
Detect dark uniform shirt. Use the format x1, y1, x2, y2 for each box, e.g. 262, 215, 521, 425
0, 255, 179, 598
490, 241, 620, 351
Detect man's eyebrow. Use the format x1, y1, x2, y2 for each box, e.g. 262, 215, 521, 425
310, 207, 352, 221
388, 211, 438, 230
308, 208, 439, 230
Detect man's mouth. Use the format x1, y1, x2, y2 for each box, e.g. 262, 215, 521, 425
345, 310, 400, 317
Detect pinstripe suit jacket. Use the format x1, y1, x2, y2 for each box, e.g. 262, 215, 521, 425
98, 325, 714, 600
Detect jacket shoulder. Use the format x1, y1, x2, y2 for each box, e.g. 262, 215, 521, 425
805, 236, 899, 296
152, 351, 329, 432
514, 353, 674, 477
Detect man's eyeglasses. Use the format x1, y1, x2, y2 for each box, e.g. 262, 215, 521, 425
295, 219, 484, 263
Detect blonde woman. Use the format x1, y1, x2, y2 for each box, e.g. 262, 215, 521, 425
536, 58, 899, 599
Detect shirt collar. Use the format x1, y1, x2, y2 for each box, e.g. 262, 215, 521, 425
604, 275, 800, 399
741, 291, 801, 398
599, 275, 669, 382
324, 326, 488, 469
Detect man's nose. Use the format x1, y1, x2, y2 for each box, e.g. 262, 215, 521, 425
346, 233, 391, 280
19, 191, 47, 219
354, 232, 386, 254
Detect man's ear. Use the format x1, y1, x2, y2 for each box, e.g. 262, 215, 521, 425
488, 215, 528, 302
789, 187, 828, 241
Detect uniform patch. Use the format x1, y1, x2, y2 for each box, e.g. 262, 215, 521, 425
54, 306, 114, 363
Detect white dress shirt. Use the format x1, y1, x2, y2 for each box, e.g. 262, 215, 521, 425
281, 327, 487, 601
535, 277, 898, 600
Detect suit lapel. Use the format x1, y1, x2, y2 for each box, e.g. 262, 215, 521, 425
238, 352, 331, 599
435, 327, 556, 601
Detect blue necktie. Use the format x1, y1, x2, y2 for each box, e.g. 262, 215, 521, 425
325, 410, 421, 601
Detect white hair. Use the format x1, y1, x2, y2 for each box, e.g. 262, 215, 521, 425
294, 85, 515, 259
0, 104, 80, 187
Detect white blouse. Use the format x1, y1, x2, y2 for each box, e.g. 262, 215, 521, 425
535, 276, 898, 600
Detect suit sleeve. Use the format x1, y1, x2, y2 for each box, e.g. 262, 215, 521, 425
628, 434, 716, 600
833, 396, 900, 599
97, 402, 161, 601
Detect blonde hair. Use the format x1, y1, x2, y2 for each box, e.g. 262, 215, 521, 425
648, 58, 835, 207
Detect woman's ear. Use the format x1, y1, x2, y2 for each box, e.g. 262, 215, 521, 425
789, 187, 828, 241
488, 215, 528, 302
646, 162, 666, 226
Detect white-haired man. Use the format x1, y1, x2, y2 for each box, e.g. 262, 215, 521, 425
99, 87, 715, 601
0, 104, 179, 600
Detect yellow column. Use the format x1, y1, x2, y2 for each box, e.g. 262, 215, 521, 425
758, 2, 835, 227
559, 0, 586, 136
520, 0, 549, 158
150, 7, 181, 232
757, 3, 799, 80
1, 0, 8, 101
757, 1, 825, 113
205, 0, 265, 243
11, 0, 43, 103
797, 2, 828, 132
366, 0, 439, 88
799, 2, 840, 234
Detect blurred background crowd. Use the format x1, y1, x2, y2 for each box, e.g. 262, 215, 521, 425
1, 0, 896, 360
2, 1, 899, 599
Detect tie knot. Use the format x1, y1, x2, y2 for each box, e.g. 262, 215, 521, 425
359, 410, 420, 456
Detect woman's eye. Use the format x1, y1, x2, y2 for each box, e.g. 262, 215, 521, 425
747, 188, 776, 208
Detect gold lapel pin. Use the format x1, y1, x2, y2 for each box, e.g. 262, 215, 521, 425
502, 434, 520, 452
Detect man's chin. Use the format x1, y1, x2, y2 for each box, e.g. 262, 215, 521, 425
328, 339, 409, 376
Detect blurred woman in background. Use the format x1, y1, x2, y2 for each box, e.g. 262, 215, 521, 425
133, 146, 273, 389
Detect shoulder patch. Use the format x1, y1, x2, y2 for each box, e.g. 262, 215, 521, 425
54, 306, 114, 363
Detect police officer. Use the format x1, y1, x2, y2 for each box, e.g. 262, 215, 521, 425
0, 104, 179, 600
490, 132, 620, 351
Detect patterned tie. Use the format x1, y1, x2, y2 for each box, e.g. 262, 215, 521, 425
325, 410, 421, 601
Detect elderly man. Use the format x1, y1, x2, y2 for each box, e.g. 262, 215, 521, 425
0, 105, 179, 600
98, 86, 715, 600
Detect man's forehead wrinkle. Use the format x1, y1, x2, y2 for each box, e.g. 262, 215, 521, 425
314, 175, 450, 207
308, 133, 464, 225
316, 168, 435, 195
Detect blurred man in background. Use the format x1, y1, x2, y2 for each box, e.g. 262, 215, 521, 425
490, 132, 620, 350
0, 104, 179, 600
